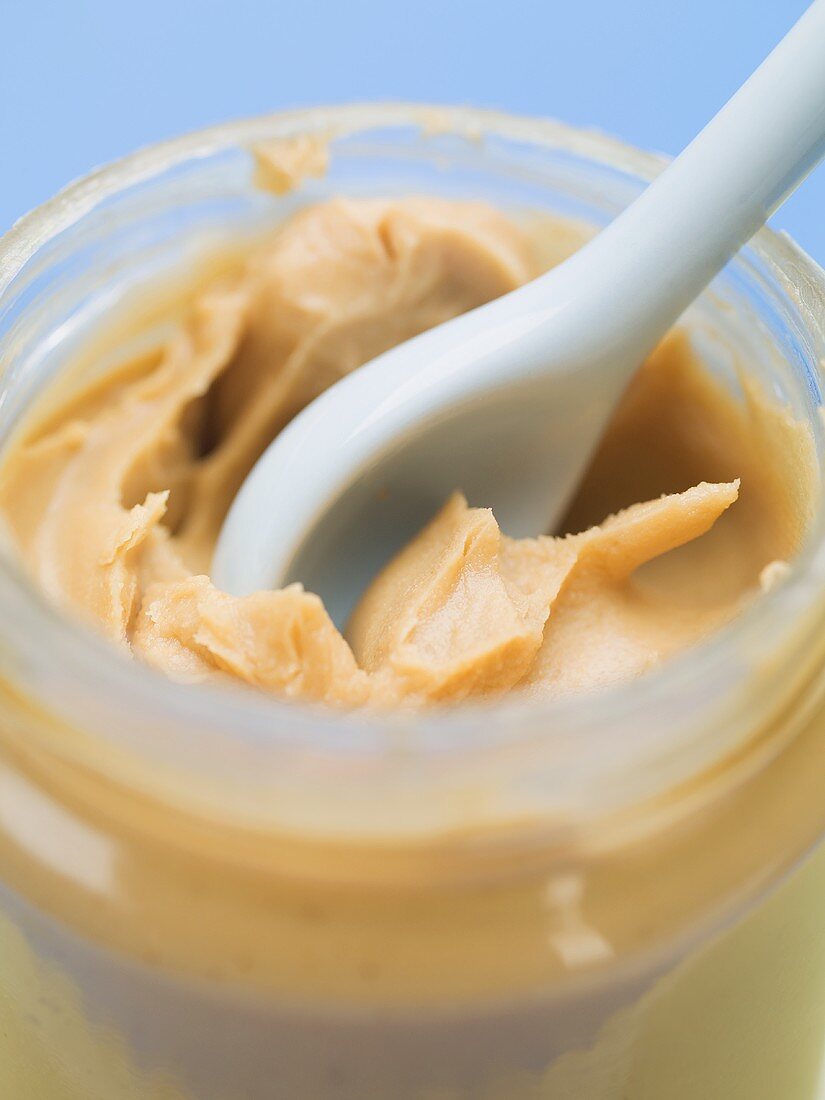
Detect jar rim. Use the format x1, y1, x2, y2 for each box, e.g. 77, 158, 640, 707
2, 102, 825, 840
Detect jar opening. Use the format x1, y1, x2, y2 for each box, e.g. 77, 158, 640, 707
1, 104, 825, 843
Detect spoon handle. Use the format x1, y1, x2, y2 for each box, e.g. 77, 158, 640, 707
214, 3, 825, 597
545, 0, 825, 351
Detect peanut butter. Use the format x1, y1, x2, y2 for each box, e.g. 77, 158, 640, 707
0, 199, 810, 708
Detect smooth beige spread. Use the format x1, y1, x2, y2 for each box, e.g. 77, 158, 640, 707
0, 198, 811, 709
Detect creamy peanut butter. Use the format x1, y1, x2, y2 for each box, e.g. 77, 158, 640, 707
0, 198, 811, 708
252, 135, 330, 195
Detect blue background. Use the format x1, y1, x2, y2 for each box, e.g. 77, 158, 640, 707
1, 1, 820, 259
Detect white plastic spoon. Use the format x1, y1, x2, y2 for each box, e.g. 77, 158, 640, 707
215, 0, 825, 628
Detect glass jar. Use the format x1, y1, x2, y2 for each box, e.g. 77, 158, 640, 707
1, 104, 825, 1100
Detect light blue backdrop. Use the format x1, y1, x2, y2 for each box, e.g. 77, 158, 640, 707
1, 0, 820, 259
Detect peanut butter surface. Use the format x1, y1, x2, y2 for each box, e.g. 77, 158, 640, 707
0, 198, 810, 708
